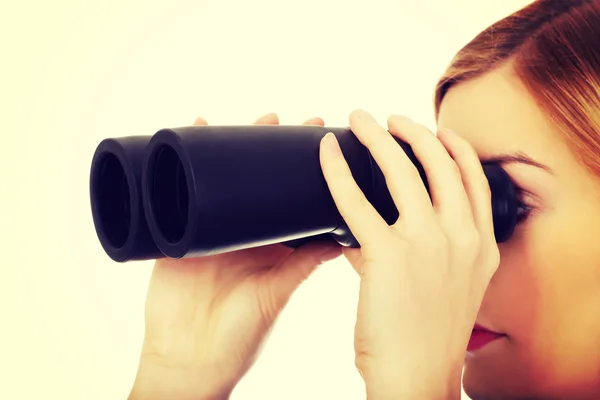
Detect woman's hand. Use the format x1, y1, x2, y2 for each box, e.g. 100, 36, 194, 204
319, 110, 500, 399
128, 113, 342, 400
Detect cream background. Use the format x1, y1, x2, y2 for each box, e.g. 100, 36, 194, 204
1, 0, 532, 398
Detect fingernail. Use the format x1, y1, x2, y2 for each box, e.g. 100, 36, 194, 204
321, 132, 342, 156
441, 127, 455, 134
392, 114, 413, 123
353, 109, 374, 121
194, 116, 208, 125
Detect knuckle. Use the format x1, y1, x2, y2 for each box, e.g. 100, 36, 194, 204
452, 132, 474, 151
432, 231, 451, 252
354, 354, 367, 376
453, 230, 481, 250
487, 245, 501, 266
357, 195, 373, 213
467, 145, 481, 162
448, 231, 481, 264
411, 131, 435, 150
481, 181, 492, 198
452, 138, 482, 171
405, 226, 448, 252
475, 178, 492, 198
353, 348, 380, 381
457, 135, 476, 153
406, 163, 424, 183
416, 123, 437, 139
473, 170, 492, 199
447, 160, 462, 179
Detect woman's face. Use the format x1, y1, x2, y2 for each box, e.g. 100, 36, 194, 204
437, 63, 600, 400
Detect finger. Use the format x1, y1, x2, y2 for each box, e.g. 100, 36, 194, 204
342, 247, 365, 276
348, 109, 435, 224
436, 127, 494, 237
302, 117, 325, 126
254, 113, 279, 125
320, 131, 390, 249
193, 116, 208, 126
387, 115, 474, 228
267, 241, 342, 309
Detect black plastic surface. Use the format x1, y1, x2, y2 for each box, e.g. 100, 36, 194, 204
89, 125, 518, 262
89, 136, 163, 262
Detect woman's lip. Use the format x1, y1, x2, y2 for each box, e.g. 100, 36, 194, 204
468, 324, 506, 352
473, 323, 502, 335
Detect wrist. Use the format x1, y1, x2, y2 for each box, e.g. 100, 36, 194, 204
129, 359, 234, 400
361, 361, 462, 400
364, 382, 460, 400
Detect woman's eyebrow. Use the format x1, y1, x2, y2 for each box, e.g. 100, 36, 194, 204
480, 151, 554, 175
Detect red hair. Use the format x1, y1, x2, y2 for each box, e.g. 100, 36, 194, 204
434, 0, 600, 175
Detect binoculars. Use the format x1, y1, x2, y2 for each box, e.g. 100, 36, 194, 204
89, 125, 518, 262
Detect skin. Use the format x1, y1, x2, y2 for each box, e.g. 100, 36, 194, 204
129, 62, 600, 400
131, 108, 497, 400
437, 62, 600, 399
131, 105, 501, 399
319, 110, 501, 399
129, 114, 343, 400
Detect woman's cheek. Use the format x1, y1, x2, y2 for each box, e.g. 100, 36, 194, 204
525, 200, 600, 383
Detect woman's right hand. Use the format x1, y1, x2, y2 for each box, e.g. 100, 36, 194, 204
128, 113, 343, 400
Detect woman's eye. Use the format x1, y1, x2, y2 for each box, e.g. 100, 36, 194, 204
514, 186, 536, 224
516, 201, 533, 223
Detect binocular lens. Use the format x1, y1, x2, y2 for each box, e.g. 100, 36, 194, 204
94, 153, 131, 248
89, 137, 163, 262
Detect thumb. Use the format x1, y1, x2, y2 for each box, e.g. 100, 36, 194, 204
267, 241, 342, 308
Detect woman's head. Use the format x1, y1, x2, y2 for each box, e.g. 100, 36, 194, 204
434, 0, 600, 398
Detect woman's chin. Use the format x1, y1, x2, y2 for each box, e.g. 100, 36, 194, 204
462, 373, 509, 400
461, 341, 513, 400
461, 348, 535, 400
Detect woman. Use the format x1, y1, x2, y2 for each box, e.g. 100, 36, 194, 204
128, 0, 600, 398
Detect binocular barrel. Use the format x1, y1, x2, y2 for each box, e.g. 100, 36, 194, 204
90, 125, 517, 262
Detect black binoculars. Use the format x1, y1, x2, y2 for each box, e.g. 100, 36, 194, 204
89, 125, 517, 262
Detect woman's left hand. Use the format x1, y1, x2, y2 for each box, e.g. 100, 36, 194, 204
319, 109, 501, 399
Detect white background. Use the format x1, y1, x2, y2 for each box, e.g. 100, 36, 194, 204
1, 0, 531, 398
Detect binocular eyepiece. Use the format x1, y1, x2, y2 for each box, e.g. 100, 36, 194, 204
90, 125, 517, 262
